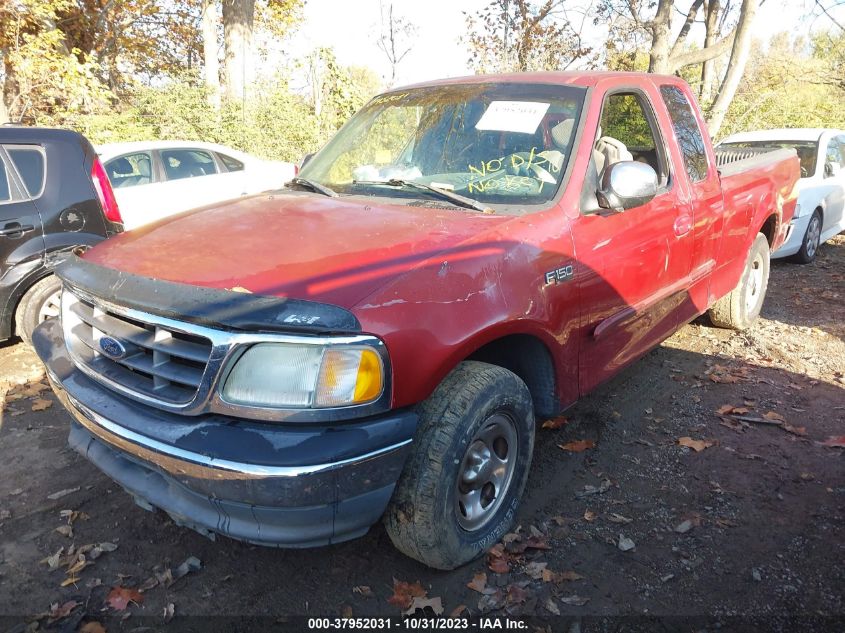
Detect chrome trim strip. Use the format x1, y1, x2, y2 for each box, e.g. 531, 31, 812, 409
64, 392, 412, 478
61, 285, 392, 422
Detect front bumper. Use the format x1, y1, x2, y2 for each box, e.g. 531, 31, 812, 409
33, 319, 417, 547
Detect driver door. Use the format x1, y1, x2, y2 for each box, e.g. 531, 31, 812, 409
571, 87, 694, 395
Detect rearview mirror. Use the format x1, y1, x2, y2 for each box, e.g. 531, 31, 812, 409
597, 161, 658, 212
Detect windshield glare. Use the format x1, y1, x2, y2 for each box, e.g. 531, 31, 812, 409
299, 83, 586, 211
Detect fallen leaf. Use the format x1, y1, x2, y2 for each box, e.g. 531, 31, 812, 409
60, 575, 80, 587
449, 605, 468, 617
560, 594, 590, 606
525, 535, 551, 550
55, 525, 73, 538
352, 586, 374, 598
583, 509, 596, 522
170, 555, 201, 584
782, 423, 806, 436
542, 416, 568, 430
763, 411, 786, 422
31, 398, 53, 411
138, 577, 159, 593
48, 600, 78, 621
342, 605, 353, 618
677, 437, 713, 452
90, 542, 118, 560
575, 479, 612, 498
387, 579, 426, 610
66, 557, 91, 575
674, 520, 694, 534
477, 589, 505, 612
163, 603, 175, 622
47, 487, 80, 501
466, 572, 489, 594
404, 596, 443, 615
523, 561, 547, 579
608, 513, 632, 524
505, 584, 528, 604
42, 547, 64, 570
716, 404, 735, 415
558, 439, 596, 452
820, 435, 845, 448
79, 622, 107, 633
544, 597, 560, 615
106, 586, 144, 612
488, 554, 509, 574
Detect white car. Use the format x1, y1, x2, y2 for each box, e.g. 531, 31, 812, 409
718, 128, 845, 263
97, 141, 297, 230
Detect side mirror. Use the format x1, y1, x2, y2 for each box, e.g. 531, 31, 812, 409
597, 161, 659, 212
824, 161, 841, 178
299, 152, 315, 170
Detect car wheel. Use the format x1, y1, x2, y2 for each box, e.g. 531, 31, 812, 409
791, 209, 822, 264
14, 275, 62, 344
709, 233, 770, 331
384, 361, 535, 570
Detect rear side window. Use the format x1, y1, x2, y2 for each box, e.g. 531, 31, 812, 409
8, 146, 46, 197
105, 152, 153, 189
218, 153, 244, 172
161, 149, 218, 181
660, 85, 709, 183
0, 159, 11, 202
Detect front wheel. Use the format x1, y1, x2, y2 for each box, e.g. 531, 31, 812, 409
384, 361, 535, 570
14, 275, 62, 343
791, 209, 822, 264
709, 233, 770, 331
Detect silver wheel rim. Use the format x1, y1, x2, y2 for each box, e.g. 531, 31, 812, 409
38, 290, 61, 323
455, 412, 518, 532
745, 251, 765, 313
805, 216, 821, 259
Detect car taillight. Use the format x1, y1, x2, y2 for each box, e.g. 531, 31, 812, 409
91, 158, 122, 225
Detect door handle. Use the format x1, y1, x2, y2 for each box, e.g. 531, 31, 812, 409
673, 215, 693, 237
0, 222, 36, 237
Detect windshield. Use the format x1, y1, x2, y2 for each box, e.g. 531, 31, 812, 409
299, 82, 586, 212
719, 140, 819, 178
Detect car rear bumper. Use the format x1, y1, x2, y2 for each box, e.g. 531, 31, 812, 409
33, 318, 417, 547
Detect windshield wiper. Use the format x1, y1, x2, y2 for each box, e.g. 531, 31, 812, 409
285, 176, 337, 198
353, 179, 492, 213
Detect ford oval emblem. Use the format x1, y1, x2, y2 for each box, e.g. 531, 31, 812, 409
98, 336, 127, 360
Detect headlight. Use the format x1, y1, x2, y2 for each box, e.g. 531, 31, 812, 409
221, 342, 384, 409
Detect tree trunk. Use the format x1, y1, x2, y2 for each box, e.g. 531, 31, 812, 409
202, 0, 220, 108
706, 0, 758, 138
648, 0, 675, 73
222, 0, 254, 102
699, 0, 721, 102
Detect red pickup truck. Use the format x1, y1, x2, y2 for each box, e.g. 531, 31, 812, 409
34, 72, 798, 570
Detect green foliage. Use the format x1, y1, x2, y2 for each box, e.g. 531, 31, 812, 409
717, 31, 845, 139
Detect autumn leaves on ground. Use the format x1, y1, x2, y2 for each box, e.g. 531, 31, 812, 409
0, 238, 842, 628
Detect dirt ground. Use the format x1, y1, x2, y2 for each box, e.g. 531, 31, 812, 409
1, 237, 843, 631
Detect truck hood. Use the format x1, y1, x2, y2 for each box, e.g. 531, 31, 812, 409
82, 193, 511, 309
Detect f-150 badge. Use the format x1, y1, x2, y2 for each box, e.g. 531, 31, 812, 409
545, 264, 574, 285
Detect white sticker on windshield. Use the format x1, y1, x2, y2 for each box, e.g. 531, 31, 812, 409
475, 101, 551, 135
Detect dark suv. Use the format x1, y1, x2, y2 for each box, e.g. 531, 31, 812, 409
0, 126, 122, 342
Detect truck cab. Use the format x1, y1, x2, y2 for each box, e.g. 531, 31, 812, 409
33, 72, 798, 569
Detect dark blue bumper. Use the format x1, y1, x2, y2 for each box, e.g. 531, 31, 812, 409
34, 318, 417, 547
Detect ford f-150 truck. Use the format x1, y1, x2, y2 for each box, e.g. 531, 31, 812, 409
33, 72, 799, 570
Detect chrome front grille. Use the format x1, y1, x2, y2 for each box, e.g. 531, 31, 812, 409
62, 290, 213, 403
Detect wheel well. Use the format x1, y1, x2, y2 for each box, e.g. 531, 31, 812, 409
758, 214, 778, 247
466, 334, 559, 417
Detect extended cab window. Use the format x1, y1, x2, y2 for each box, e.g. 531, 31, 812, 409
597, 92, 668, 184
7, 146, 45, 197
298, 83, 587, 212
659, 85, 708, 182
105, 152, 153, 188
218, 153, 244, 172
161, 149, 218, 181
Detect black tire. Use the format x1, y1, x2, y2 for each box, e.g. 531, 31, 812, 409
384, 361, 535, 570
14, 275, 62, 343
709, 233, 770, 331
790, 209, 822, 264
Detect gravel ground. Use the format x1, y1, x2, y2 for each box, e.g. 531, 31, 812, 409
0, 236, 842, 632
